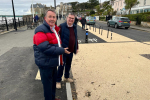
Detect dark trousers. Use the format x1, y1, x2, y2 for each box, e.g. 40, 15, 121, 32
39, 67, 57, 100
57, 53, 73, 82
82, 24, 85, 29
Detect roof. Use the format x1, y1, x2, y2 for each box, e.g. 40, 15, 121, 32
31, 3, 45, 8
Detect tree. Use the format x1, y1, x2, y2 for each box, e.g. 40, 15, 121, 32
124, 0, 139, 15
100, 1, 113, 15
89, 0, 99, 10
70, 2, 78, 12
95, 5, 100, 15
90, 10, 95, 15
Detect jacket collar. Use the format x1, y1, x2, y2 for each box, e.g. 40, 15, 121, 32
64, 22, 76, 28
43, 20, 60, 33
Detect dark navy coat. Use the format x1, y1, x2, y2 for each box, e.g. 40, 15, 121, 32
59, 22, 78, 54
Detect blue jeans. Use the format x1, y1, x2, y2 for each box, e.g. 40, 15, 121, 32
39, 67, 57, 100
82, 24, 85, 29
57, 53, 73, 82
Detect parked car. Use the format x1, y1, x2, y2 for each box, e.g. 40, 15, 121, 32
77, 16, 82, 21
107, 16, 131, 29
86, 16, 95, 25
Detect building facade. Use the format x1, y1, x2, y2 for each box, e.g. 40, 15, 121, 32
130, 0, 150, 14
112, 0, 126, 15
31, 3, 55, 17
112, 0, 150, 15
56, 2, 72, 16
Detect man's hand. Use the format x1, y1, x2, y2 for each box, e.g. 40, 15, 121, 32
64, 47, 70, 54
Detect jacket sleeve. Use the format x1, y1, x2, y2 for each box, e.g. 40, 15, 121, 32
58, 25, 62, 37
33, 32, 65, 56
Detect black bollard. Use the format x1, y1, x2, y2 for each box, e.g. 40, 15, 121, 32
93, 24, 94, 31
26, 17, 27, 24
99, 26, 101, 34
18, 17, 20, 27
95, 25, 96, 32
111, 29, 113, 40
5, 17, 9, 31
107, 29, 109, 38
85, 29, 88, 43
23, 19, 24, 26
101, 27, 103, 35
29, 17, 30, 23
86, 24, 87, 29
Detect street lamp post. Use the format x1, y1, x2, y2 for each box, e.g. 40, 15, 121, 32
54, 0, 57, 25
32, 0, 34, 23
11, 0, 17, 31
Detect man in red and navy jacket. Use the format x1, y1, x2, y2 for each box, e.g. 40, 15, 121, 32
33, 9, 70, 100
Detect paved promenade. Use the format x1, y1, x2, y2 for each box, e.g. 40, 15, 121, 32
71, 22, 150, 100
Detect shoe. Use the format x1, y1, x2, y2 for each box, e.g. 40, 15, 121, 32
56, 82, 61, 89
55, 98, 60, 100
64, 78, 74, 82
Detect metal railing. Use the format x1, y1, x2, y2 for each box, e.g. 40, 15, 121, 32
0, 17, 44, 33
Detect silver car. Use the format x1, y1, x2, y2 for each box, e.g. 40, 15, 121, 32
86, 16, 95, 25
107, 17, 131, 29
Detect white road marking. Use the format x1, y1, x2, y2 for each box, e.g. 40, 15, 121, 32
35, 69, 41, 80
66, 82, 73, 100
35, 69, 73, 100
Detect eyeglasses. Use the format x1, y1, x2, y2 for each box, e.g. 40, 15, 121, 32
68, 17, 74, 20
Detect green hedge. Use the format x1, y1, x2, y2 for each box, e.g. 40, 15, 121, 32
99, 17, 105, 21
100, 17, 105, 19
122, 12, 150, 24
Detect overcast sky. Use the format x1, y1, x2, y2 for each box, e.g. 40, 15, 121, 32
0, 0, 106, 15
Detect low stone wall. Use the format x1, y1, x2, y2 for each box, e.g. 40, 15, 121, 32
141, 22, 150, 28
131, 21, 150, 28
130, 21, 136, 25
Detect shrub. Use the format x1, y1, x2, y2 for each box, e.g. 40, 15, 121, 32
90, 14, 95, 17
147, 15, 150, 22
90, 10, 95, 15
99, 17, 105, 20
122, 12, 150, 24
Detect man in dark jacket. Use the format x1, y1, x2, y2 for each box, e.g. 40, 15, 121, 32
56, 13, 78, 89
33, 9, 70, 100
34, 14, 39, 22
74, 15, 78, 26
80, 15, 86, 29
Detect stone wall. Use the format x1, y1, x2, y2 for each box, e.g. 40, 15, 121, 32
141, 22, 150, 28
131, 21, 150, 28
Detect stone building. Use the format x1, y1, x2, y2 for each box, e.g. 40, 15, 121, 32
30, 3, 55, 17
56, 2, 72, 16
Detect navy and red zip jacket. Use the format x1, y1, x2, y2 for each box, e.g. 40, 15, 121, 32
33, 20, 65, 68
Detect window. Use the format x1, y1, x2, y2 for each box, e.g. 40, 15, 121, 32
144, 9, 148, 12
144, 0, 146, 5
140, 9, 143, 13
120, 18, 129, 21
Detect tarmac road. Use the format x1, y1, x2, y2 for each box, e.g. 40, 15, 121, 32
95, 21, 150, 42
